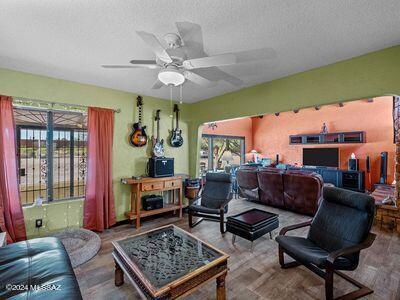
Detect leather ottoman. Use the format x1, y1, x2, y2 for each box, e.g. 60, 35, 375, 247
226, 208, 279, 251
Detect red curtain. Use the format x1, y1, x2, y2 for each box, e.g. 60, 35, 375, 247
83, 107, 116, 231
0, 95, 27, 243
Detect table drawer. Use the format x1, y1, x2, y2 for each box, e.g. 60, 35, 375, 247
142, 182, 163, 191
164, 180, 181, 189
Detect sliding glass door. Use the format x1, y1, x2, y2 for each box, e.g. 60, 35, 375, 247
199, 134, 245, 175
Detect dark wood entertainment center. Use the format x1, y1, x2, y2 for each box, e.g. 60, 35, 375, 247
288, 167, 365, 193
288, 130, 366, 192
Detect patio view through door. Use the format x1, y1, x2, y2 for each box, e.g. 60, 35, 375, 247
199, 134, 245, 175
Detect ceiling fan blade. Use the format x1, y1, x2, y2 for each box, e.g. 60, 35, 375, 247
183, 53, 236, 69
175, 22, 205, 59
191, 68, 243, 86
183, 71, 217, 87
136, 31, 172, 63
234, 48, 277, 63
151, 79, 164, 89
102, 65, 149, 69
129, 60, 159, 69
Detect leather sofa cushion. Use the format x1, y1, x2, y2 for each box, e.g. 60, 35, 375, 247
283, 172, 322, 215
257, 170, 285, 207
0, 237, 82, 299
238, 186, 259, 200
236, 168, 259, 200
258, 167, 282, 173
275, 236, 354, 270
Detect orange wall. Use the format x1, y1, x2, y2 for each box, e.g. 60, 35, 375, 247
202, 117, 253, 153
252, 96, 395, 189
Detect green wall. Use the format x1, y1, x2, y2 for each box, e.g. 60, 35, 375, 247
0, 67, 190, 237
1, 45, 400, 236
187, 45, 400, 176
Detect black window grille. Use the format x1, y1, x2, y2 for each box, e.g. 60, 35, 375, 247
14, 107, 87, 205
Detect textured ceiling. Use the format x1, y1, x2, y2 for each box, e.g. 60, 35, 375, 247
0, 1, 399, 103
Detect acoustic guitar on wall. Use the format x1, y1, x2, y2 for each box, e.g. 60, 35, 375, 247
169, 104, 183, 147
129, 96, 148, 147
152, 109, 165, 157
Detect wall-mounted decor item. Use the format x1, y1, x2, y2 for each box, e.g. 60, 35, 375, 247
129, 96, 148, 147
320, 122, 328, 134
152, 110, 165, 157
169, 104, 183, 147
208, 122, 218, 130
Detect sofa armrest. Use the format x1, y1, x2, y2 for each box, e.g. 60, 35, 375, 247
326, 232, 376, 265
279, 220, 312, 235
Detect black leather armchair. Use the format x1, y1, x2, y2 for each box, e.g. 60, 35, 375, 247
276, 187, 376, 300
188, 172, 232, 233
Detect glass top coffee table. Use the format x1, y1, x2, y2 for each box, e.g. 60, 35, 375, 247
112, 225, 229, 299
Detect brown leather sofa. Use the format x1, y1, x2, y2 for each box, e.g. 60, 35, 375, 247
236, 167, 323, 216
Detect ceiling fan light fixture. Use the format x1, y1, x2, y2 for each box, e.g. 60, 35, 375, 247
158, 68, 185, 86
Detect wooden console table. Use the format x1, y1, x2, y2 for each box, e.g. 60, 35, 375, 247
121, 176, 183, 228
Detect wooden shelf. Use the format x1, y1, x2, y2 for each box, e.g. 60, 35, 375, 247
125, 203, 188, 220
289, 131, 365, 145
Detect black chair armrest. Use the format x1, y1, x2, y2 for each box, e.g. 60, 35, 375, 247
219, 193, 233, 210
279, 220, 312, 235
191, 196, 201, 206
219, 196, 232, 211
327, 232, 376, 265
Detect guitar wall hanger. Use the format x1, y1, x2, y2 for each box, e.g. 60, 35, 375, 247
129, 96, 148, 147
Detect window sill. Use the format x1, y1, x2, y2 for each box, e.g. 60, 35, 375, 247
22, 197, 84, 209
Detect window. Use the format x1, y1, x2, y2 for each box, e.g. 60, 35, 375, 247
14, 106, 87, 205
199, 134, 245, 175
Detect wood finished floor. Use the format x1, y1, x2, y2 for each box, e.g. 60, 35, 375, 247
74, 199, 400, 299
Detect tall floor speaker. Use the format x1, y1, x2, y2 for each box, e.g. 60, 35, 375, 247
379, 152, 388, 184
366, 155, 371, 192
366, 156, 371, 173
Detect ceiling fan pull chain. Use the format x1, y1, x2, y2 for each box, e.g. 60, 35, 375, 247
170, 85, 173, 118
179, 84, 183, 104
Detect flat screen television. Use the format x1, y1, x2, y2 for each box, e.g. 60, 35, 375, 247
303, 148, 339, 168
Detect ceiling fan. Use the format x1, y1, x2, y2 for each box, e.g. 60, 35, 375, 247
102, 22, 276, 89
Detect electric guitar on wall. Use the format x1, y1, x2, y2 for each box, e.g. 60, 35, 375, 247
129, 96, 148, 147
169, 104, 183, 147
152, 110, 165, 157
